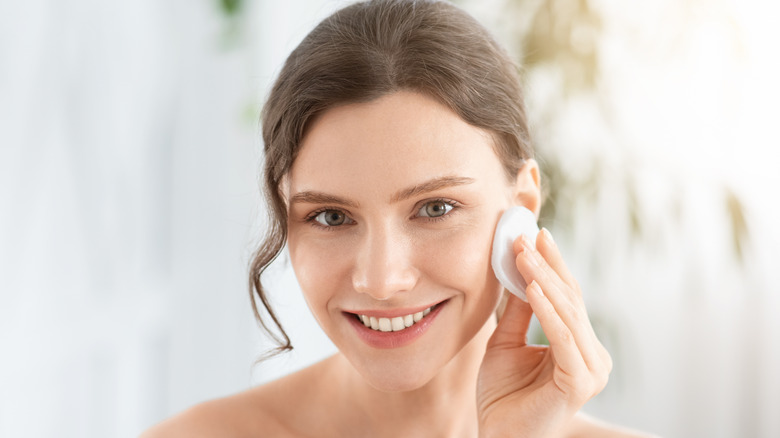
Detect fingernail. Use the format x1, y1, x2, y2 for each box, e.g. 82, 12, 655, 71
542, 228, 555, 246
521, 236, 539, 266
529, 280, 543, 297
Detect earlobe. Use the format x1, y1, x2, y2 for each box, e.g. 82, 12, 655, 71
512, 158, 542, 217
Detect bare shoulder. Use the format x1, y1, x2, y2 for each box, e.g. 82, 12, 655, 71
564, 412, 661, 438
139, 356, 340, 438
138, 390, 289, 438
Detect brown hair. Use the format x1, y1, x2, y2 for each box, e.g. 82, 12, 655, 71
251, 0, 533, 356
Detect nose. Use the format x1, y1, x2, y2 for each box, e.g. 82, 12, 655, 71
351, 222, 420, 300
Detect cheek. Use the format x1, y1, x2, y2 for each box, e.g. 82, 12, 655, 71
417, 221, 501, 303
288, 234, 353, 318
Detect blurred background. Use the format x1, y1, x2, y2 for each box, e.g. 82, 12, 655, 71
1, 0, 779, 436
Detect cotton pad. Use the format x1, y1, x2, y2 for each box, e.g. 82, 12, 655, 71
491, 206, 540, 301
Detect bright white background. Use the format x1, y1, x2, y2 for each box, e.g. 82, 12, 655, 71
1, 0, 779, 437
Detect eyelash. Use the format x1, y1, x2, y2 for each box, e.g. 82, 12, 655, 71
304, 198, 460, 230
417, 198, 459, 223
304, 208, 354, 231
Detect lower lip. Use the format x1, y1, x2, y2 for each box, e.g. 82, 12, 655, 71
345, 301, 447, 349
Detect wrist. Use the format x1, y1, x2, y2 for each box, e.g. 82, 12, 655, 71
478, 406, 574, 438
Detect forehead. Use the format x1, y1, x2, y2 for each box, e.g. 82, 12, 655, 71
289, 91, 505, 197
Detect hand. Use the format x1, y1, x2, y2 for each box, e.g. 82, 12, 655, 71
476, 228, 612, 438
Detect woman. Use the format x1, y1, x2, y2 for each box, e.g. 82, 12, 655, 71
144, 0, 654, 436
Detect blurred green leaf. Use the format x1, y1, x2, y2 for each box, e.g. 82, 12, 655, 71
626, 178, 643, 241
219, 0, 243, 17
725, 187, 749, 264
522, 0, 602, 94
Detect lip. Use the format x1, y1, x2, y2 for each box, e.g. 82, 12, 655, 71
344, 299, 448, 349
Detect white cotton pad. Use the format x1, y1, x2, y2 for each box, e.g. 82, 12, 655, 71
491, 206, 540, 301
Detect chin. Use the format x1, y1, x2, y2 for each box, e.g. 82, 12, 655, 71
359, 360, 441, 393
337, 338, 455, 393
341, 329, 484, 394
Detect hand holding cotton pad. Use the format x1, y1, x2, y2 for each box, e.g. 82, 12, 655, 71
491, 206, 540, 301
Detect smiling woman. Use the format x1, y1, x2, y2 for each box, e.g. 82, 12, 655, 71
286, 92, 519, 393
142, 0, 652, 436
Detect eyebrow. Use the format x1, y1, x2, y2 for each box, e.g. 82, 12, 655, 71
289, 176, 475, 208
289, 191, 360, 208
389, 175, 475, 203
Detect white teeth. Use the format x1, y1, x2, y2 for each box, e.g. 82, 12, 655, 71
357, 306, 435, 332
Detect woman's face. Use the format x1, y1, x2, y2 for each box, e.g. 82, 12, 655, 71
286, 91, 536, 391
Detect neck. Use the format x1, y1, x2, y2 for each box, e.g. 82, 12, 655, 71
336, 316, 497, 438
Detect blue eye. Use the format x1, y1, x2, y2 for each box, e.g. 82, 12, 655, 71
313, 210, 353, 227
417, 200, 454, 218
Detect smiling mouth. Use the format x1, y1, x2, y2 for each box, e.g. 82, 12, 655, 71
350, 303, 442, 332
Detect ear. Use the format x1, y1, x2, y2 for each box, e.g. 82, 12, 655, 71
512, 158, 541, 217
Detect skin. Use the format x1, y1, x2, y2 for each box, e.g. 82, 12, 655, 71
142, 91, 656, 438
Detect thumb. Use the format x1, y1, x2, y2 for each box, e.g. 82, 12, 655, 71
487, 293, 533, 350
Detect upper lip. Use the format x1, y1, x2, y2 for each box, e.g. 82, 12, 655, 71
344, 299, 446, 318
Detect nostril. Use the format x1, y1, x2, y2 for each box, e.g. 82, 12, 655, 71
351, 231, 420, 298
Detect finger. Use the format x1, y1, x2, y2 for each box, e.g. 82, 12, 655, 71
487, 293, 533, 350
535, 228, 579, 291
515, 236, 603, 371
514, 233, 577, 306
530, 280, 613, 402
525, 280, 586, 374
512, 228, 577, 292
